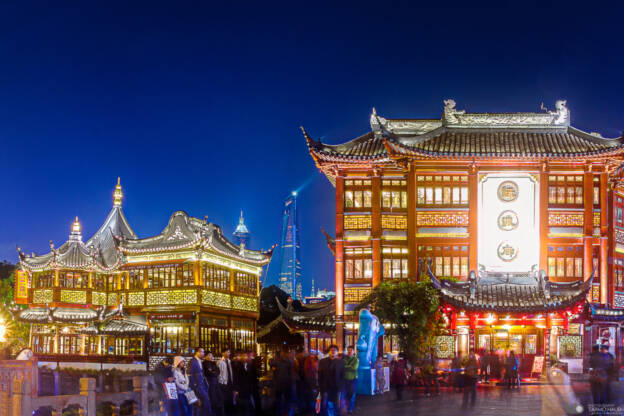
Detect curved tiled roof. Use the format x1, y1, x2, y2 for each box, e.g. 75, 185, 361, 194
87, 206, 137, 268
428, 267, 592, 313
303, 102, 624, 165
119, 211, 272, 265
385, 127, 624, 159
303, 129, 389, 163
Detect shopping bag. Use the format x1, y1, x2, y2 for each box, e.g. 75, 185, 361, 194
184, 389, 198, 405
163, 382, 178, 400
315, 392, 321, 414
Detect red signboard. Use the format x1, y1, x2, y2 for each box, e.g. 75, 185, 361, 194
15, 270, 29, 304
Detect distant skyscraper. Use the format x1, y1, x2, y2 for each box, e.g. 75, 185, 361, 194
233, 210, 250, 246
296, 282, 302, 300
277, 191, 302, 297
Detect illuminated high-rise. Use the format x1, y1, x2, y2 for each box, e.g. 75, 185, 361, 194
277, 191, 302, 297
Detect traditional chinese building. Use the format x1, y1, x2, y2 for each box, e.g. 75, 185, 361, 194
14, 180, 272, 368
305, 100, 624, 367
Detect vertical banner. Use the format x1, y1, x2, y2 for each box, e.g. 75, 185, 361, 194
15, 270, 29, 304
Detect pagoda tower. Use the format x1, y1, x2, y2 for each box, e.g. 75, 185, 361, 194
233, 209, 251, 246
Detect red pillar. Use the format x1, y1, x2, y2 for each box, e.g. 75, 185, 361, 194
583, 168, 594, 291
372, 174, 382, 287
335, 173, 345, 350
468, 166, 478, 273
407, 164, 417, 280
539, 169, 549, 273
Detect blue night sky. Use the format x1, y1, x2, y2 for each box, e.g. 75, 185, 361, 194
1, 2, 623, 295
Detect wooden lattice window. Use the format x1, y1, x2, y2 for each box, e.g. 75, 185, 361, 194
416, 175, 468, 207
382, 247, 408, 279
345, 247, 372, 279
548, 175, 583, 206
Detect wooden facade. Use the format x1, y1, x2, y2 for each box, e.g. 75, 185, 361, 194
305, 100, 624, 363
14, 180, 272, 368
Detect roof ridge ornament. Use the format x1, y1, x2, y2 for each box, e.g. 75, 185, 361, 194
550, 100, 570, 125
443, 99, 465, 124
113, 177, 123, 207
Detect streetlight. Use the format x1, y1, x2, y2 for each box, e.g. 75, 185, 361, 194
0, 319, 6, 343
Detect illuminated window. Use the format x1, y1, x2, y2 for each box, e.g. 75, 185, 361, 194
345, 247, 373, 280
549, 176, 583, 206
382, 247, 408, 279
59, 271, 88, 289
344, 181, 372, 210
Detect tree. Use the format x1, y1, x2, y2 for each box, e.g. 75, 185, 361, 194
0, 266, 30, 355
356, 280, 443, 363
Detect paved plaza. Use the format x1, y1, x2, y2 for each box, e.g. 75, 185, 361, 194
349, 382, 624, 416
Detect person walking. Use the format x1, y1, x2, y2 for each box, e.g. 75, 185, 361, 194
173, 356, 193, 416
374, 356, 385, 395
479, 350, 489, 383
218, 348, 235, 414
390, 355, 407, 401
233, 351, 255, 416
423, 350, 440, 396
272, 345, 295, 416
247, 351, 262, 416
589, 344, 608, 406
601, 344, 616, 405
304, 352, 319, 411
343, 346, 359, 415
450, 353, 462, 392
505, 351, 519, 389
461, 352, 478, 410
318, 345, 346, 416
154, 357, 179, 416
189, 347, 213, 416
204, 352, 224, 416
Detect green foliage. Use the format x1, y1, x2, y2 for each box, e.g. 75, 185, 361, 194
356, 280, 443, 363
0, 266, 30, 355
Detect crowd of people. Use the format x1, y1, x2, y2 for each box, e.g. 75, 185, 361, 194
153, 344, 620, 415
154, 347, 261, 416
153, 344, 362, 416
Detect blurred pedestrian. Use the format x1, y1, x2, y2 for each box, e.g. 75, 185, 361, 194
423, 350, 440, 396
589, 344, 608, 406
304, 352, 319, 413
233, 351, 255, 416
505, 351, 519, 389
390, 355, 407, 401
203, 352, 224, 416
272, 345, 295, 416
319, 345, 345, 415
374, 356, 385, 395
343, 346, 359, 415
451, 353, 462, 392
461, 352, 478, 410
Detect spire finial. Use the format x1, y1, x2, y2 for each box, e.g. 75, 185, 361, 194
239, 209, 244, 224
113, 177, 123, 207
70, 217, 82, 241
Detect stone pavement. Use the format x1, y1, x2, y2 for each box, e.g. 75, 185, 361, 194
349, 382, 624, 416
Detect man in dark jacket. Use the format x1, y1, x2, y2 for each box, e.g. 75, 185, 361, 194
318, 345, 345, 416
190, 347, 213, 416
589, 344, 608, 405
154, 357, 179, 416
203, 352, 224, 416
272, 346, 295, 416
233, 351, 255, 416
